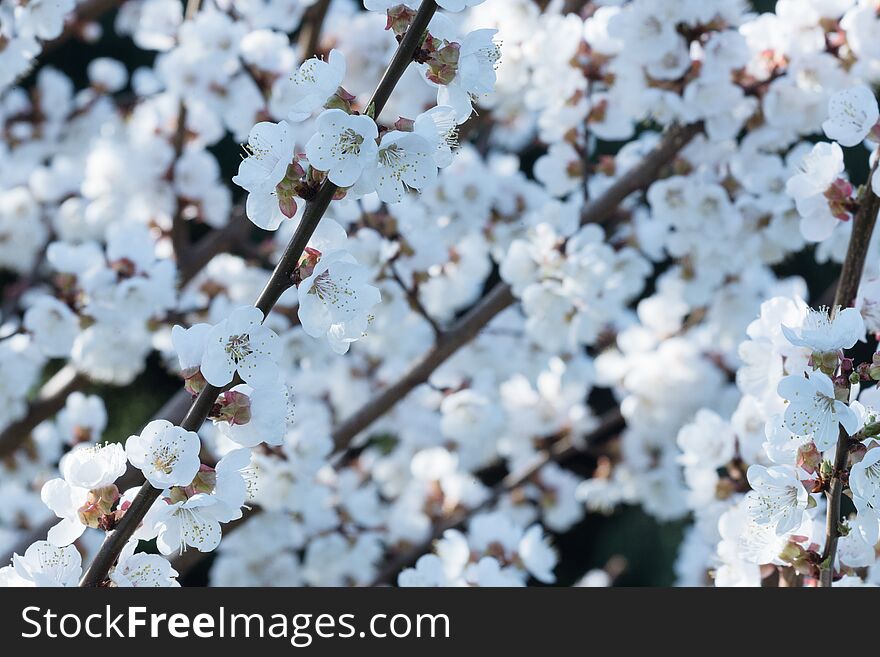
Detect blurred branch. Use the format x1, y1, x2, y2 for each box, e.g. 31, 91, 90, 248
169, 0, 204, 260
298, 0, 331, 60
370, 408, 626, 586
332, 283, 515, 452
578, 122, 702, 226
0, 366, 87, 460
387, 262, 441, 339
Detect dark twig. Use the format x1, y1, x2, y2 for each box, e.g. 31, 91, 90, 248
297, 0, 331, 60
79, 0, 441, 587
0, 366, 87, 459
387, 261, 441, 339
819, 162, 880, 587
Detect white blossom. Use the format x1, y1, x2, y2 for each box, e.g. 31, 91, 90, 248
125, 420, 201, 489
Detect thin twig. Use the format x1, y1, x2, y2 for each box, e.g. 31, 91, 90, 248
387, 261, 441, 339
577, 122, 701, 225
332, 282, 515, 452
168, 0, 204, 260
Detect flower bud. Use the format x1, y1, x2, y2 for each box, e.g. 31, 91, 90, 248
385, 4, 417, 36
394, 116, 415, 132
77, 484, 120, 528
183, 367, 208, 396
187, 464, 217, 496
797, 443, 822, 474
324, 86, 357, 113
293, 247, 322, 286
212, 390, 252, 426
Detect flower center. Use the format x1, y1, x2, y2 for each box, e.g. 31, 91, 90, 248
308, 271, 355, 310
224, 333, 254, 363
151, 444, 180, 475
336, 128, 364, 156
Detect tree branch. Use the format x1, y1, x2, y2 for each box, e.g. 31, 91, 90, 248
79, 0, 440, 587
332, 282, 515, 452
0, 366, 87, 459
578, 122, 702, 226
297, 0, 331, 60
819, 162, 880, 587
169, 0, 204, 259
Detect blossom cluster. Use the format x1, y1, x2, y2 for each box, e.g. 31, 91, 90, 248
5, 0, 880, 590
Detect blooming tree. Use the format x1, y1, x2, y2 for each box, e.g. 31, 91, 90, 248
3, 0, 880, 590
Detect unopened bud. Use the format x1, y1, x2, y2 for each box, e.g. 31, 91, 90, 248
424, 41, 460, 85
849, 441, 868, 466
324, 86, 357, 113
187, 464, 217, 496
797, 443, 822, 475
212, 390, 252, 426
293, 247, 322, 286
386, 4, 417, 36
779, 541, 806, 565
824, 178, 856, 221
166, 486, 189, 504
183, 367, 207, 396
813, 350, 840, 375
77, 485, 120, 529
394, 116, 415, 132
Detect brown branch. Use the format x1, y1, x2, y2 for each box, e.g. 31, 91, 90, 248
297, 0, 331, 60
169, 0, 204, 259
819, 162, 880, 587
79, 0, 441, 587
170, 102, 192, 259
578, 122, 702, 226
0, 366, 87, 460
331, 282, 515, 452
178, 206, 251, 286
